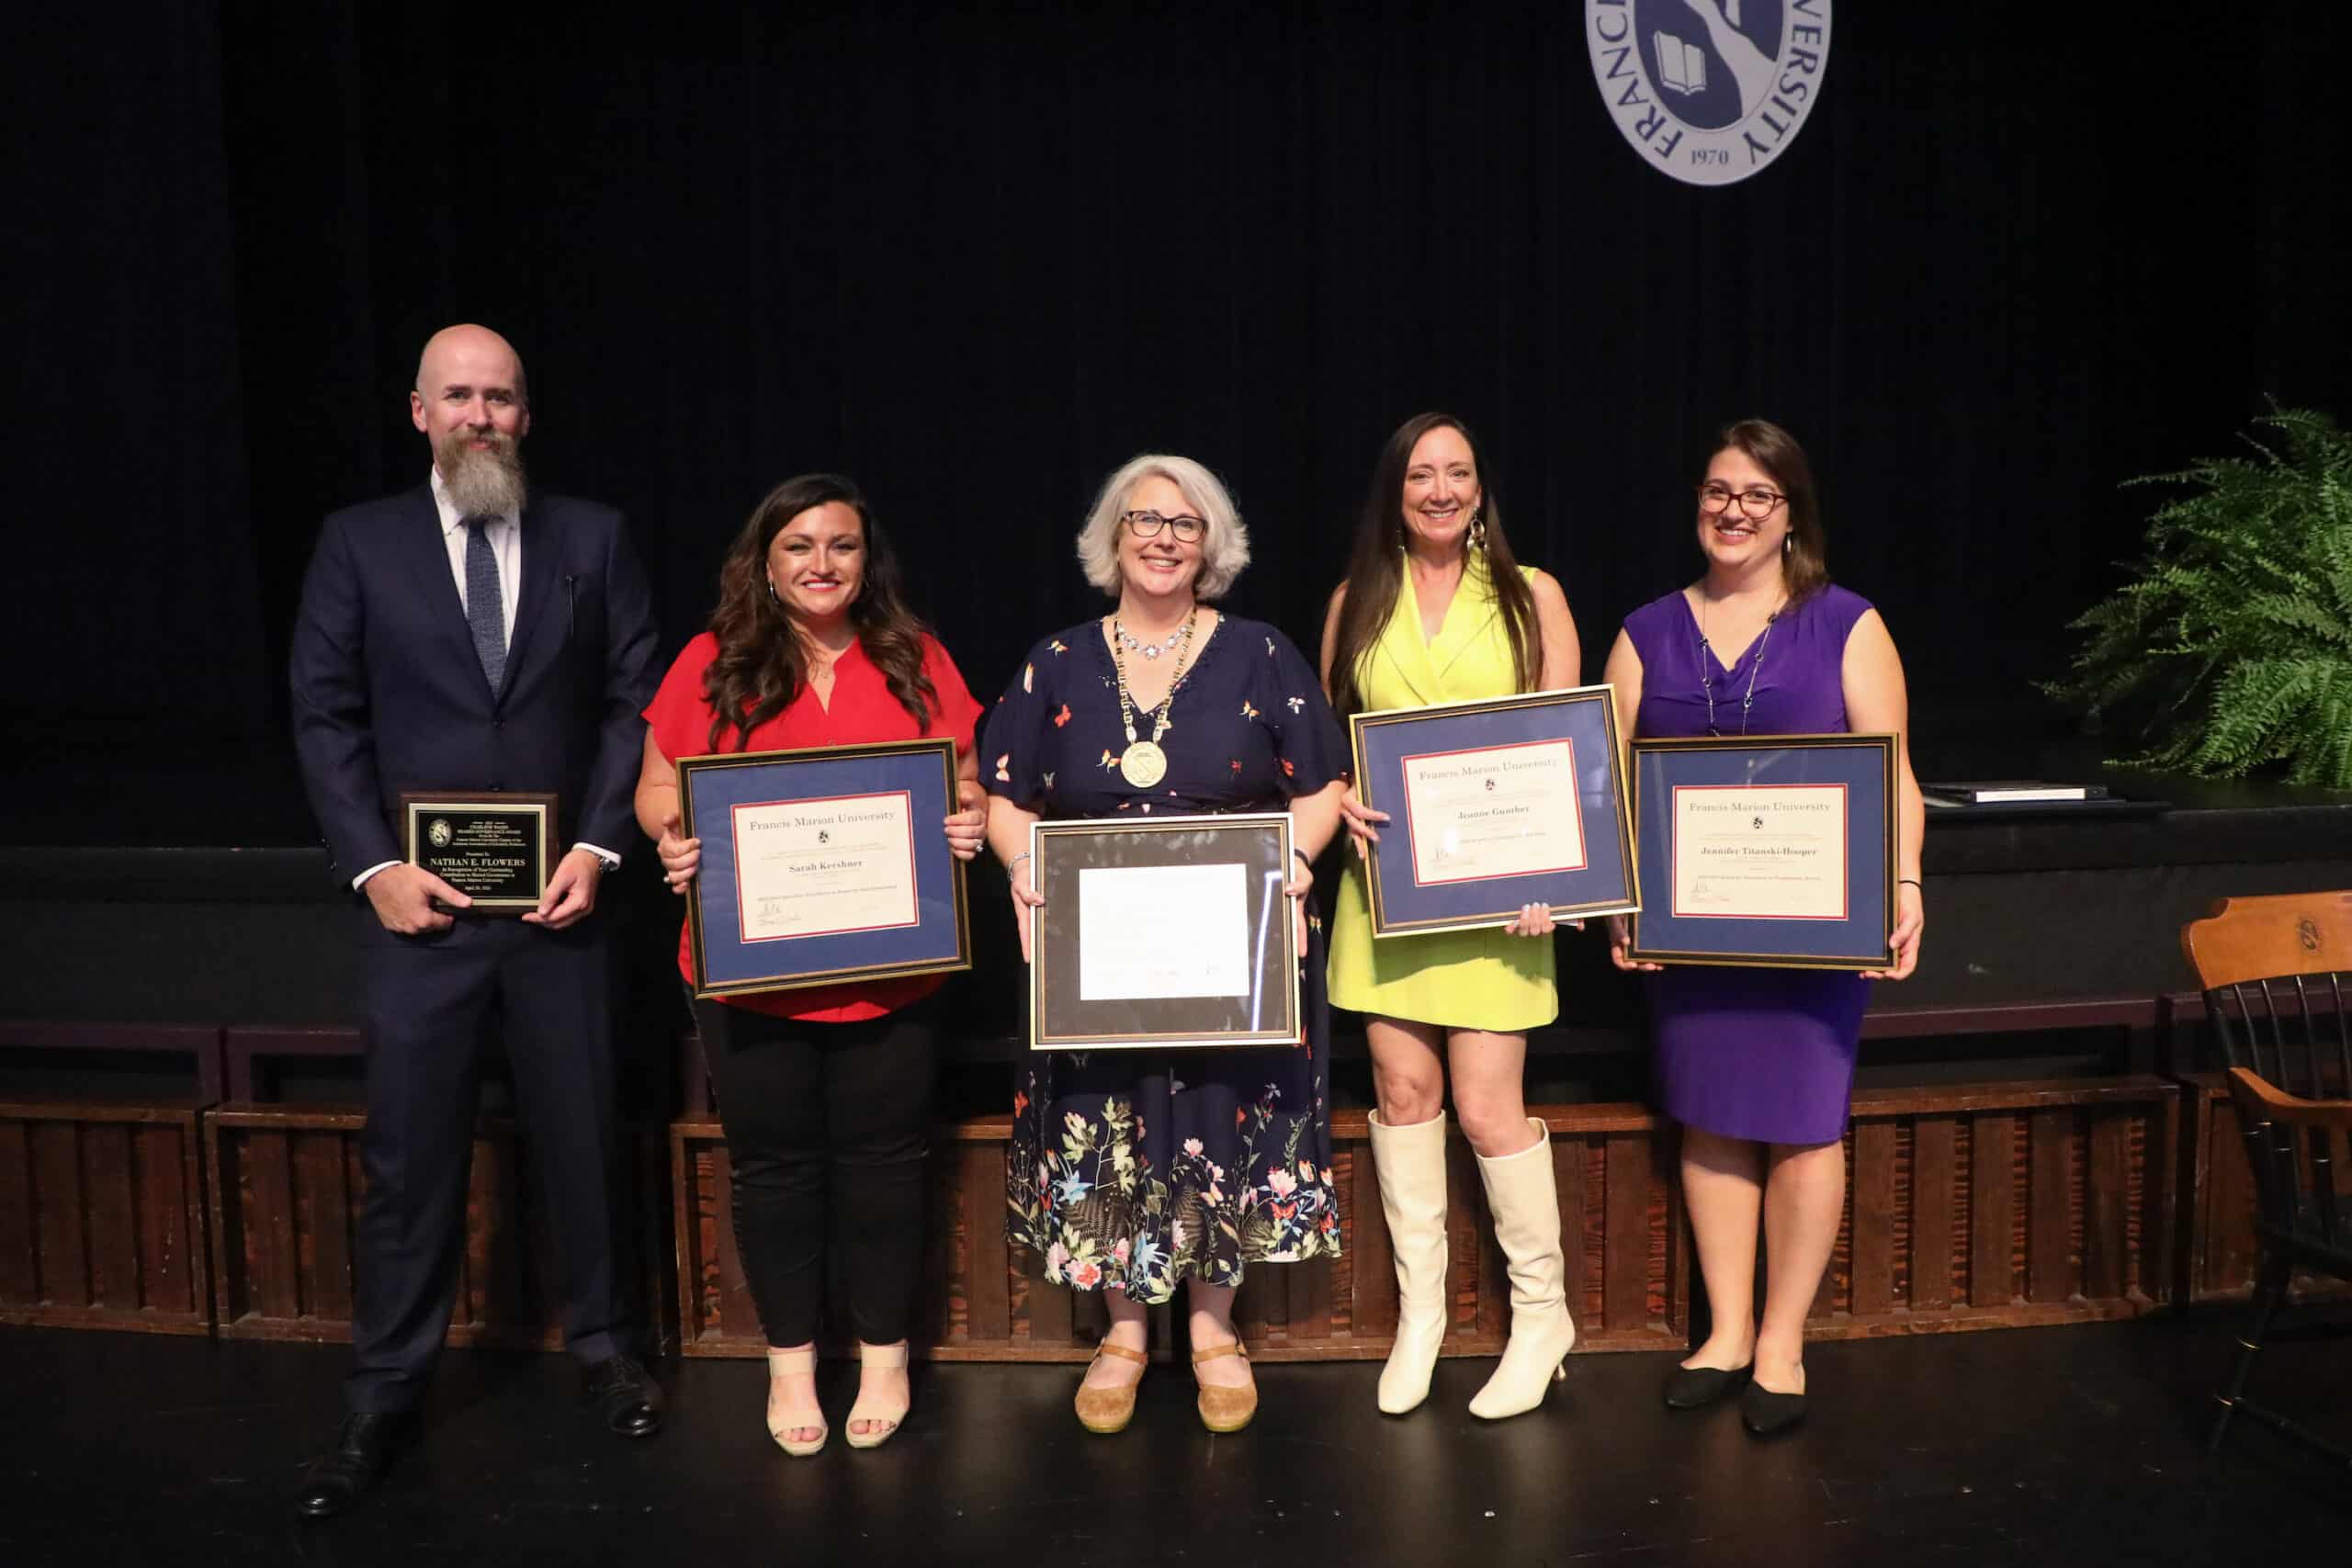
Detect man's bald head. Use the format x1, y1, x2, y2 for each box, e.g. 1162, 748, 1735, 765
414, 323, 529, 410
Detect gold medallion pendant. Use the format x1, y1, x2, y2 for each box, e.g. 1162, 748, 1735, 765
1119, 739, 1168, 788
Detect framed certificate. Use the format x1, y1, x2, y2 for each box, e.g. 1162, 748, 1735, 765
1029, 813, 1300, 1052
677, 738, 970, 998
1348, 686, 1638, 937
401, 791, 557, 914
1627, 733, 1896, 970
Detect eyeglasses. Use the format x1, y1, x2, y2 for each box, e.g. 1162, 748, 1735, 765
1120, 510, 1206, 542
1696, 482, 1788, 520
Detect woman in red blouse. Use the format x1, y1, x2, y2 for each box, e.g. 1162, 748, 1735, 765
634, 474, 985, 1456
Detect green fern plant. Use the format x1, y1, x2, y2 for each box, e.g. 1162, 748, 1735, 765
2043, 405, 2352, 788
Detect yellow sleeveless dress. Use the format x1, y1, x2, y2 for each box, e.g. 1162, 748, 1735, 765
1326, 553, 1558, 1032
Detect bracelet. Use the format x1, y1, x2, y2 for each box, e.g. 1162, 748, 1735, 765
1009, 851, 1032, 872
1897, 877, 1921, 888
1292, 848, 1313, 871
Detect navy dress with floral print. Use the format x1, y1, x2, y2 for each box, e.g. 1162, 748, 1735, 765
984, 615, 1348, 1303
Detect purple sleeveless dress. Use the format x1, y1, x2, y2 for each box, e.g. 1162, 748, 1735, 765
1625, 583, 1875, 1146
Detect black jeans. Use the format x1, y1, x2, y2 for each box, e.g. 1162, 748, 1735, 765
692, 994, 937, 1348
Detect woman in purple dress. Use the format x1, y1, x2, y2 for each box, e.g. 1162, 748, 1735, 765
1602, 420, 1925, 1436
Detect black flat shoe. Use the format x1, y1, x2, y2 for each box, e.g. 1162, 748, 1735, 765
293, 1410, 416, 1520
1740, 1381, 1806, 1437
1662, 1362, 1752, 1410
582, 1353, 664, 1438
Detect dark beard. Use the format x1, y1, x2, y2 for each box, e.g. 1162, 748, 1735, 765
439, 434, 529, 517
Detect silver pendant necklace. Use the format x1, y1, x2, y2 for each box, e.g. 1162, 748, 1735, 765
1697, 594, 1781, 738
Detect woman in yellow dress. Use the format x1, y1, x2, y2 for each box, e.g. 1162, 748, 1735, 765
1321, 412, 1581, 1420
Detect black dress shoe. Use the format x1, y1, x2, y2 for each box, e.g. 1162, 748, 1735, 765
294, 1411, 415, 1520
1662, 1362, 1751, 1410
1740, 1381, 1806, 1437
582, 1354, 664, 1438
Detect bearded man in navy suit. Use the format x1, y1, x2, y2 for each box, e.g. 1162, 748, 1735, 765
288, 324, 662, 1519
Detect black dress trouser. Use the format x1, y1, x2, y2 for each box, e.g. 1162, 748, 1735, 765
690, 993, 937, 1348
347, 909, 630, 1415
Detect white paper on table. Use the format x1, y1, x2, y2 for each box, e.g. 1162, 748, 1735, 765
1669, 784, 1848, 919
1400, 738, 1586, 886
730, 791, 918, 942
1077, 863, 1250, 1000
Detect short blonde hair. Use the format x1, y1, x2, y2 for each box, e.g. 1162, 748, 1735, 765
1075, 454, 1251, 601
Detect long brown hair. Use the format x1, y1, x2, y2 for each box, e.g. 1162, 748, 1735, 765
1325, 412, 1541, 717
1713, 418, 1830, 605
702, 474, 939, 751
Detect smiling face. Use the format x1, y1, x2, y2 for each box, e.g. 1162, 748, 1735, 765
1399, 423, 1482, 552
411, 326, 530, 469
1695, 445, 1792, 574
1114, 473, 1205, 604
765, 501, 866, 627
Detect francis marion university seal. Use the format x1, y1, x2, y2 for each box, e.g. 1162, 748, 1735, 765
1587, 0, 1831, 187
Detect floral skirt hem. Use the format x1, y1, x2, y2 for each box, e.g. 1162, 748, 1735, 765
1010, 1209, 1340, 1306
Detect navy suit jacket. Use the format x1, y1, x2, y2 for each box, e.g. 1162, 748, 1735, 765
289, 483, 660, 886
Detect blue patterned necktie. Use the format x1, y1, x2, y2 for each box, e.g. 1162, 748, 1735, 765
463, 516, 507, 691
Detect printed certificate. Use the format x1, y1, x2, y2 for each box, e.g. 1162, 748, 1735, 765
732, 791, 918, 942
1077, 863, 1251, 1000
1402, 738, 1587, 886
1670, 784, 1847, 920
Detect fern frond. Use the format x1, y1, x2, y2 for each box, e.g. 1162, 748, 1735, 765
2049, 405, 2352, 790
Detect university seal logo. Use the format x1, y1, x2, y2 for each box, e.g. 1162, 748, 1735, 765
427, 818, 453, 849
1586, 0, 1831, 187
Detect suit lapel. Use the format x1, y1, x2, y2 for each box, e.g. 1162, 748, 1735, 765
1430, 555, 1499, 689
502, 500, 560, 700
395, 485, 481, 682
1373, 556, 1442, 706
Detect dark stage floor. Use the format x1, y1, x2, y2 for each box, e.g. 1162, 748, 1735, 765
3, 1315, 2347, 1567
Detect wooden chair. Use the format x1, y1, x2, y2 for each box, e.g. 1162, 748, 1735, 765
2180, 890, 2352, 1467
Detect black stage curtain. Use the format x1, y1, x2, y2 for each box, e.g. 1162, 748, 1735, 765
10, 2, 2349, 746
5, 9, 266, 734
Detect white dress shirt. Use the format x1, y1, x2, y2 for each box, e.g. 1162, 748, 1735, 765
350, 470, 621, 891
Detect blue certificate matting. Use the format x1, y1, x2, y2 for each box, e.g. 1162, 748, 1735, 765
680, 739, 968, 997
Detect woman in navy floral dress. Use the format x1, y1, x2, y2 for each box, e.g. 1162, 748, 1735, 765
983, 454, 1349, 1435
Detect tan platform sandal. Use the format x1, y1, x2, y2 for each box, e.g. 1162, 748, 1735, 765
766, 1347, 828, 1457
844, 1342, 910, 1450
1191, 1341, 1257, 1433
1074, 1340, 1148, 1434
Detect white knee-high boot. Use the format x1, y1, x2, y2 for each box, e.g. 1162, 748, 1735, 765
1468, 1117, 1576, 1419
1366, 1110, 1450, 1415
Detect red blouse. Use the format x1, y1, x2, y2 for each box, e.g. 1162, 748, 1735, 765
644, 629, 985, 1022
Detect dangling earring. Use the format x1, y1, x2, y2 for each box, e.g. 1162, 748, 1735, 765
1469, 513, 1487, 551
1782, 533, 1792, 556
766, 578, 782, 603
